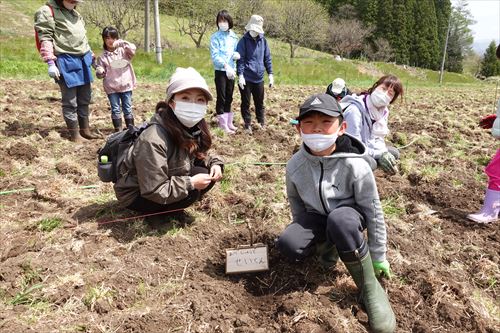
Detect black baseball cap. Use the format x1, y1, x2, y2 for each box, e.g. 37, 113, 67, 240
297, 93, 343, 120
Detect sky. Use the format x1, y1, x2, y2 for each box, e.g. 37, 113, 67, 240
456, 0, 500, 54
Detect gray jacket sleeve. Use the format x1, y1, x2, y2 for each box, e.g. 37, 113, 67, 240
133, 137, 194, 205
286, 169, 307, 222
353, 167, 387, 262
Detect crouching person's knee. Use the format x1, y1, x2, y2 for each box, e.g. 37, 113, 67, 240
275, 235, 308, 262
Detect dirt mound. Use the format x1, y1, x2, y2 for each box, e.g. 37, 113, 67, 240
7, 142, 39, 161
0, 80, 498, 332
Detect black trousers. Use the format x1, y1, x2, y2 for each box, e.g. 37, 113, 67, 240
214, 70, 235, 115
239, 81, 265, 127
127, 166, 215, 214
276, 207, 366, 262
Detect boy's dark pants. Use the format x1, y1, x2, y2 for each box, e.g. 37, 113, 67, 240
127, 166, 214, 214
214, 70, 235, 115
276, 206, 366, 261
239, 81, 265, 127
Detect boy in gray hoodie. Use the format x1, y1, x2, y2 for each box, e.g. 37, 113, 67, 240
276, 93, 395, 333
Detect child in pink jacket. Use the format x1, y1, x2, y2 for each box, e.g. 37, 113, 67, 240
95, 26, 137, 132
467, 44, 500, 224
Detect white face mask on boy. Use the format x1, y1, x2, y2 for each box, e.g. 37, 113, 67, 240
173, 101, 207, 128
301, 127, 341, 153
218, 22, 229, 32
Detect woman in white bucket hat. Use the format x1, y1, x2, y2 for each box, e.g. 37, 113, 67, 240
114, 67, 224, 214
236, 14, 274, 134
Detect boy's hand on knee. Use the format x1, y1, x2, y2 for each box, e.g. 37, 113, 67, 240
378, 152, 398, 175
373, 260, 392, 279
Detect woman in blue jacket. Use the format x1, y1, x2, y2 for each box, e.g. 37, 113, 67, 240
209, 10, 239, 134
236, 15, 274, 134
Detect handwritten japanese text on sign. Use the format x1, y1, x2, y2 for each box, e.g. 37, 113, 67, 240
225, 245, 269, 274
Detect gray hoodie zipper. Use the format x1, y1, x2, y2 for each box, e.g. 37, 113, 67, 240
318, 161, 328, 214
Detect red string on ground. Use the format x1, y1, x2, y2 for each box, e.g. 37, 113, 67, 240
97, 208, 185, 225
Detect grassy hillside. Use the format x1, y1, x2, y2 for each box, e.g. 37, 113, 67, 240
0, 0, 480, 87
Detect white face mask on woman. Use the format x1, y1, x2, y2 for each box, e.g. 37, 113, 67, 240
173, 101, 207, 128
218, 22, 229, 32
301, 128, 340, 153
249, 30, 259, 38
369, 88, 392, 109
62, 0, 77, 10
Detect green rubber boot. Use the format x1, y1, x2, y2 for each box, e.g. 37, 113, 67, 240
340, 242, 396, 333
316, 241, 339, 269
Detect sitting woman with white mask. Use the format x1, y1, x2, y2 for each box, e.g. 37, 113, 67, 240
340, 75, 403, 174
114, 67, 224, 213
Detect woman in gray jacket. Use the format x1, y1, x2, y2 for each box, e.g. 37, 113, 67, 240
114, 67, 224, 213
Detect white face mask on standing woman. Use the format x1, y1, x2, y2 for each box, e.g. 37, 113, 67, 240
249, 30, 259, 38
218, 22, 229, 32
173, 101, 207, 128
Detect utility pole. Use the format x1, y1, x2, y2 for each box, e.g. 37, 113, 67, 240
153, 0, 162, 64
144, 0, 150, 52
439, 11, 452, 85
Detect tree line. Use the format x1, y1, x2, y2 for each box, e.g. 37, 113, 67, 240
81, 0, 499, 76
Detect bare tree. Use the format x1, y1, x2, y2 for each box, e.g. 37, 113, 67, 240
266, 0, 328, 58
327, 18, 373, 58
231, 0, 264, 29
364, 38, 394, 62
80, 0, 144, 39
169, 0, 224, 48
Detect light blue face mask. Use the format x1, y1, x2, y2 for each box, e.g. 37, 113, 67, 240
300, 127, 340, 152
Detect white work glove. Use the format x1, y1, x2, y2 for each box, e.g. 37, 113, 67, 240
238, 74, 246, 90
95, 66, 105, 78
47, 60, 60, 80
113, 39, 124, 48
232, 52, 240, 60
268, 74, 274, 88
225, 64, 235, 80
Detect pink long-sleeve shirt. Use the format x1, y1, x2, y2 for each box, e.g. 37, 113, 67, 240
96, 41, 137, 94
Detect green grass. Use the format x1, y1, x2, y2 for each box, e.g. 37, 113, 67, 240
381, 197, 406, 218
37, 217, 62, 232
82, 284, 115, 311
10, 284, 44, 305
10, 262, 45, 306
0, 0, 485, 87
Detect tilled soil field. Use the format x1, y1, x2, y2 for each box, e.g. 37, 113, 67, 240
0, 79, 498, 332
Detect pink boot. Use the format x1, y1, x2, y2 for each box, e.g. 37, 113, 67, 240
216, 114, 235, 134
226, 112, 238, 131
467, 189, 500, 223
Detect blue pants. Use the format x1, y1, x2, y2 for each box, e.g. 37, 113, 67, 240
277, 207, 366, 261
108, 91, 133, 120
